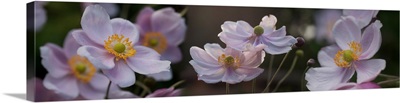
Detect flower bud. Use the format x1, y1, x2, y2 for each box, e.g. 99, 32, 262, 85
307, 58, 315, 67
296, 50, 304, 57
293, 37, 305, 48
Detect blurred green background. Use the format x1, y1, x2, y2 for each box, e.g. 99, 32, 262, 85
27, 1, 399, 97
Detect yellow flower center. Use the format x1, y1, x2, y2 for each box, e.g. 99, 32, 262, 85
142, 32, 167, 54
68, 55, 96, 83
104, 34, 136, 61
334, 41, 362, 68
218, 54, 240, 69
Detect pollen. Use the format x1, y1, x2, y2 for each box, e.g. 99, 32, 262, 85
104, 34, 136, 62
218, 54, 240, 69
334, 41, 362, 68
69, 55, 96, 83
142, 32, 168, 54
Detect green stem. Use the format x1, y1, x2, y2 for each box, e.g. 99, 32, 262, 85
226, 83, 230, 94
104, 81, 112, 99
252, 79, 256, 93
378, 74, 399, 79
377, 78, 400, 85
272, 55, 298, 92
180, 7, 189, 16
135, 81, 152, 97
170, 80, 185, 88
262, 52, 289, 93
266, 55, 274, 92
301, 66, 310, 91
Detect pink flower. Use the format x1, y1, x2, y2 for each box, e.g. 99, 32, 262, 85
146, 88, 181, 97
27, 77, 67, 102
189, 43, 266, 84
81, 3, 119, 17
136, 7, 187, 63
314, 9, 342, 44
107, 83, 139, 99
305, 16, 385, 91
335, 82, 380, 90
343, 10, 379, 28
40, 30, 110, 99
218, 15, 297, 55
72, 5, 171, 87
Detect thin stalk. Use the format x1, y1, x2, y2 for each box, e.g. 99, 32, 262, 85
266, 55, 274, 92
301, 66, 310, 91
262, 52, 289, 93
378, 74, 399, 79
135, 81, 152, 97
120, 4, 130, 19
104, 81, 112, 99
170, 80, 186, 88
252, 79, 256, 93
226, 83, 230, 94
377, 78, 400, 85
272, 56, 298, 92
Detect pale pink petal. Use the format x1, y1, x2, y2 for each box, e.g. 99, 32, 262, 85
260, 35, 297, 55
305, 67, 355, 91
103, 61, 136, 87
71, 29, 103, 48
81, 5, 113, 44
147, 70, 173, 81
241, 44, 266, 68
43, 75, 79, 99
222, 68, 246, 84
357, 82, 380, 89
318, 45, 341, 67
235, 67, 264, 81
160, 46, 182, 64
190, 46, 219, 65
198, 69, 226, 83
146, 88, 181, 97
108, 83, 139, 99
189, 60, 222, 75
264, 26, 286, 37
126, 46, 171, 74
354, 59, 385, 83
136, 7, 154, 35
110, 18, 139, 44
259, 15, 277, 34
360, 20, 382, 59
77, 46, 115, 69
77, 81, 107, 99
332, 16, 362, 50
40, 43, 70, 78
151, 7, 186, 46
204, 43, 224, 60
63, 29, 82, 58
343, 10, 377, 28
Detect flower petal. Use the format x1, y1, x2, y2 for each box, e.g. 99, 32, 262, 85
343, 10, 377, 28
110, 18, 139, 44
354, 59, 385, 83
81, 5, 113, 44
71, 29, 103, 48
318, 45, 341, 67
78, 81, 106, 99
151, 7, 186, 46
236, 21, 254, 37
264, 26, 286, 37
332, 16, 362, 50
198, 69, 226, 84
40, 43, 70, 78
126, 46, 171, 74
190, 46, 219, 65
222, 68, 246, 84
88, 73, 110, 91
189, 60, 222, 75
204, 43, 224, 60
259, 15, 277, 34
136, 7, 154, 35
305, 67, 355, 91
218, 21, 253, 51
108, 83, 139, 99
103, 61, 136, 87
260, 35, 297, 55
335, 83, 357, 90
357, 82, 380, 89
235, 67, 264, 81
132, 45, 160, 60
146, 88, 181, 97
360, 20, 382, 59
77, 46, 115, 69
63, 29, 82, 58
147, 70, 173, 81
241, 44, 266, 68
43, 75, 79, 99
160, 45, 182, 64
97, 3, 119, 17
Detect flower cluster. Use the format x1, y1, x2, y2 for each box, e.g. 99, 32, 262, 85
305, 10, 385, 91
37, 4, 186, 101
189, 15, 297, 85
